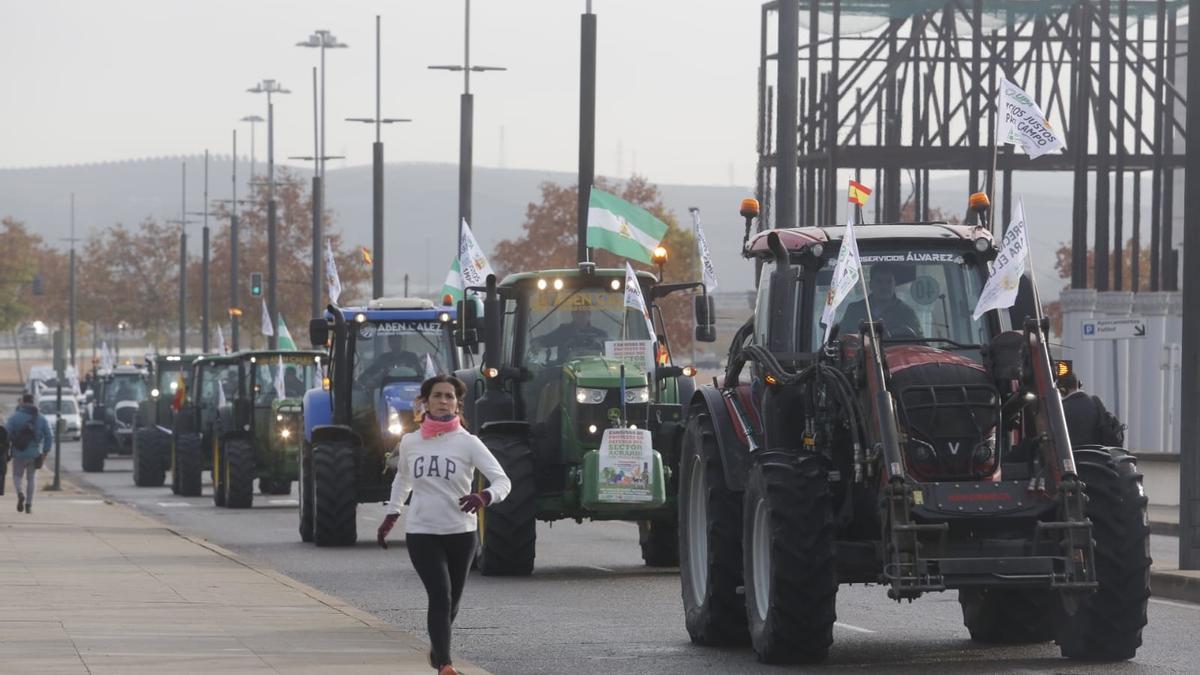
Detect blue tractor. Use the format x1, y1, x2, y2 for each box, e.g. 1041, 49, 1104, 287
301, 298, 463, 546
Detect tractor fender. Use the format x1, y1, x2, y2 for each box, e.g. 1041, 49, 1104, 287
303, 388, 333, 443
478, 420, 531, 440
309, 424, 362, 450
691, 385, 753, 492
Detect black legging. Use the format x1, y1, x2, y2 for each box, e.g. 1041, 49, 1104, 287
406, 532, 477, 668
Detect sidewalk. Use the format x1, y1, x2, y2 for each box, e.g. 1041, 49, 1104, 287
1148, 505, 1200, 605
0, 478, 489, 674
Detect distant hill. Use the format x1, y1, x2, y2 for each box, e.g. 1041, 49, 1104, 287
2, 156, 1157, 297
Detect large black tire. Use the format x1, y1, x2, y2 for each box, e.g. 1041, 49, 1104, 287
133, 428, 166, 487
1056, 447, 1150, 661
223, 438, 255, 509
81, 425, 107, 473
170, 440, 180, 494
298, 444, 314, 542
174, 433, 203, 497
639, 520, 679, 567
476, 435, 537, 576
959, 588, 1057, 643
212, 438, 227, 507
742, 450, 837, 664
268, 480, 292, 495
312, 442, 358, 546
678, 410, 749, 646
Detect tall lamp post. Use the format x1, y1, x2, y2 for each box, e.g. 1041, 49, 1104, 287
577, 0, 596, 263
215, 130, 253, 352
248, 79, 290, 350
348, 15, 412, 299
166, 163, 195, 353
240, 115, 264, 187
429, 0, 505, 252
66, 194, 78, 369
186, 150, 212, 352
297, 29, 347, 317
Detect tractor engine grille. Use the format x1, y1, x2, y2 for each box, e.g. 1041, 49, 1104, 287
892, 359, 1000, 481
114, 406, 137, 427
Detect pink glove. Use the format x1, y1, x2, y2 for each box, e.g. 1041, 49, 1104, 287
377, 513, 400, 549
458, 491, 492, 514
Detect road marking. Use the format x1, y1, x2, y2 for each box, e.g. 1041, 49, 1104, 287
834, 621, 876, 633
156, 502, 193, 508
1150, 597, 1200, 610
64, 499, 104, 504
587, 565, 614, 573
268, 499, 298, 505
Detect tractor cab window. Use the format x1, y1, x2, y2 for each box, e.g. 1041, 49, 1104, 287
252, 357, 320, 405
104, 375, 146, 408
522, 286, 652, 367
158, 365, 191, 398
813, 249, 991, 351
352, 320, 454, 389
198, 364, 237, 407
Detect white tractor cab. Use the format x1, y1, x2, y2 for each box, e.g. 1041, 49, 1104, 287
38, 395, 82, 441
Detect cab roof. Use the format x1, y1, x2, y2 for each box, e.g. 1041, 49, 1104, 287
747, 223, 992, 254
500, 267, 658, 287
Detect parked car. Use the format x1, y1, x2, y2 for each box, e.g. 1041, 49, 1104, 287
38, 395, 82, 441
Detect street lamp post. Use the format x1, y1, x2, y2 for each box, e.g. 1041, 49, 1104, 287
577, 1, 597, 264
248, 79, 291, 350
214, 130, 253, 352
430, 0, 506, 252
186, 150, 212, 352
67, 194, 78, 369
348, 15, 412, 299
165, 163, 195, 354
298, 29, 347, 316
240, 115, 264, 188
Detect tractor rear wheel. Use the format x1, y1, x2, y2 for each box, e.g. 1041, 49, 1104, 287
742, 450, 837, 664
959, 588, 1056, 643
476, 435, 537, 576
133, 428, 166, 487
1057, 447, 1150, 661
679, 411, 749, 646
174, 433, 203, 497
312, 441, 358, 546
639, 520, 679, 567
298, 444, 314, 543
81, 424, 107, 473
223, 438, 255, 509
211, 438, 227, 507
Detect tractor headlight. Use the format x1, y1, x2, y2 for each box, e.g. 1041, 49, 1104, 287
575, 387, 607, 405
150, 388, 160, 398
624, 387, 650, 404
388, 407, 404, 435
280, 428, 292, 440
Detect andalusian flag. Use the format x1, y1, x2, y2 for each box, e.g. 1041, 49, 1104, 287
586, 188, 668, 264
441, 258, 464, 303
277, 315, 297, 350
848, 180, 872, 207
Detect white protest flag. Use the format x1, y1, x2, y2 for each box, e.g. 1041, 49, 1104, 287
997, 77, 1065, 159
217, 379, 227, 409
260, 298, 274, 337
424, 353, 438, 380
215, 325, 227, 354
973, 199, 1031, 320
325, 239, 342, 304
275, 355, 286, 400
623, 262, 656, 338
100, 341, 113, 371
691, 208, 718, 292
821, 214, 863, 344
458, 219, 495, 289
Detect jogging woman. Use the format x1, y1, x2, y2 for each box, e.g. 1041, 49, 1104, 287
377, 375, 510, 675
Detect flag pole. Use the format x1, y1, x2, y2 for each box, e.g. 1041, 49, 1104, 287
1018, 199, 1045, 326
987, 76, 1002, 234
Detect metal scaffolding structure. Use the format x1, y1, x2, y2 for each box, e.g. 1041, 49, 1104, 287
756, 0, 1187, 292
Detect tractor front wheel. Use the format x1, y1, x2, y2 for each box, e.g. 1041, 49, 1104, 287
312, 442, 358, 546
174, 433, 203, 497
678, 411, 748, 646
1057, 447, 1150, 661
223, 438, 255, 509
298, 444, 315, 543
742, 450, 837, 665
132, 428, 166, 487
639, 520, 679, 567
476, 435, 537, 576
81, 424, 107, 473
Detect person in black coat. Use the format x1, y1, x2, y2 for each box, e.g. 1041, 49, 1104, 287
1058, 372, 1122, 447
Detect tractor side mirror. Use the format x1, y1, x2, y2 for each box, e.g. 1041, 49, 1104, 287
308, 319, 329, 349
454, 298, 481, 348
694, 294, 717, 343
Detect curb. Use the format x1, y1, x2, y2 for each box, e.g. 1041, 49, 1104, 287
1151, 570, 1200, 605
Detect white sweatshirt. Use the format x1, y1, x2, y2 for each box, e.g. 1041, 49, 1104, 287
386, 426, 512, 535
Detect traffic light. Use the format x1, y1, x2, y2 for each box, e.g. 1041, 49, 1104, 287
31, 274, 44, 296
250, 272, 263, 297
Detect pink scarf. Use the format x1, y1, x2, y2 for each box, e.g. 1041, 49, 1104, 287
420, 414, 461, 439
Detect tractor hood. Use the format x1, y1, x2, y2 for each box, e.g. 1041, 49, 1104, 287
569, 356, 650, 389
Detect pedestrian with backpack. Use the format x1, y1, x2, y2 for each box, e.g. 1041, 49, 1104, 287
1057, 372, 1126, 447
4, 393, 53, 513
376, 375, 511, 675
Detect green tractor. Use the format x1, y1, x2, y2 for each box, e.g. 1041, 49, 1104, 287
455, 264, 715, 575
172, 350, 322, 506
82, 364, 150, 472
132, 354, 198, 487
208, 350, 323, 507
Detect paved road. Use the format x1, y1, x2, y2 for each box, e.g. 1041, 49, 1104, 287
46, 438, 1200, 674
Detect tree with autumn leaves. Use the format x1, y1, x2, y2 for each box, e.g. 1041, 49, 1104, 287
6, 169, 368, 354
492, 175, 700, 353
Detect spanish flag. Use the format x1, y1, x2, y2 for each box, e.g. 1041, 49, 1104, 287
848, 180, 872, 207
171, 374, 186, 413
361, 247, 373, 266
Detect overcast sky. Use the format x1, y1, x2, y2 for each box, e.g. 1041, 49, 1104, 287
2, 0, 760, 186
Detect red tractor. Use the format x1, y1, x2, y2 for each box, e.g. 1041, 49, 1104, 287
678, 199, 1150, 664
